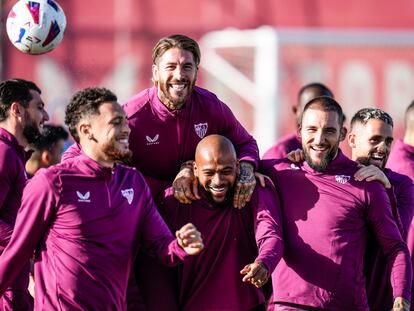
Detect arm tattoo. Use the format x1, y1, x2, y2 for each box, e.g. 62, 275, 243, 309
238, 162, 255, 183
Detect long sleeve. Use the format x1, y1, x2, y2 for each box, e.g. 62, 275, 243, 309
0, 173, 57, 295
140, 184, 187, 266
0, 148, 16, 251
254, 184, 284, 275
366, 183, 413, 301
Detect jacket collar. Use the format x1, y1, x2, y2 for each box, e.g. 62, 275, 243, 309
0, 127, 32, 162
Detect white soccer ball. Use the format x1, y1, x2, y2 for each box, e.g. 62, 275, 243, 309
6, 0, 66, 55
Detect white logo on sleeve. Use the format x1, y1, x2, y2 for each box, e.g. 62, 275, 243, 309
146, 134, 159, 145
77, 191, 91, 202
335, 175, 351, 184
121, 188, 134, 205
194, 123, 208, 139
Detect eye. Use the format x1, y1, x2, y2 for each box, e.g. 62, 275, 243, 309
221, 169, 233, 175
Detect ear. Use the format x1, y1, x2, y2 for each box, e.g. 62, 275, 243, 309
297, 124, 302, 140
152, 64, 159, 84
236, 160, 240, 176
193, 162, 199, 177
10, 102, 23, 118
347, 131, 356, 148
40, 150, 50, 166
78, 121, 92, 141
340, 126, 348, 142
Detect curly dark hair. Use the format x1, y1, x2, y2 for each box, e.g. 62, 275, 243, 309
0, 78, 41, 122
64, 87, 117, 143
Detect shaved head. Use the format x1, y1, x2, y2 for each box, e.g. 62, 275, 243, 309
194, 135, 239, 204
195, 135, 237, 164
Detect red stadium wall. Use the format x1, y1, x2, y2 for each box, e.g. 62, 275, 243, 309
2, 0, 414, 152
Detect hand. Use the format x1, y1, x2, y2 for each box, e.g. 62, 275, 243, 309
255, 172, 274, 187
172, 161, 201, 204
240, 261, 269, 288
233, 161, 256, 209
287, 149, 304, 163
392, 297, 410, 311
354, 164, 391, 189
176, 223, 204, 256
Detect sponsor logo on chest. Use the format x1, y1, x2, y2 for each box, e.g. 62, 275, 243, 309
146, 134, 159, 145
335, 175, 351, 184
76, 191, 91, 203
194, 123, 208, 139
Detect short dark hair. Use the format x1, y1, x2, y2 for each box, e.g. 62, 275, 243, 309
350, 108, 393, 131
64, 87, 117, 143
298, 82, 334, 102
301, 96, 345, 127
30, 124, 69, 151
152, 34, 201, 66
0, 78, 41, 122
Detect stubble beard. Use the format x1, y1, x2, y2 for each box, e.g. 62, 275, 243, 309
102, 140, 133, 166
23, 122, 42, 144
159, 79, 195, 111
303, 143, 339, 172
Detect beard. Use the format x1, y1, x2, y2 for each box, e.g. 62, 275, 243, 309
356, 153, 387, 170
158, 78, 195, 110
204, 183, 234, 206
102, 139, 133, 166
303, 142, 339, 172
23, 123, 42, 144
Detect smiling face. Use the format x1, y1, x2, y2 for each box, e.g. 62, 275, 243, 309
84, 102, 132, 166
194, 138, 239, 204
348, 118, 393, 169
300, 108, 345, 172
152, 47, 198, 110
21, 90, 49, 144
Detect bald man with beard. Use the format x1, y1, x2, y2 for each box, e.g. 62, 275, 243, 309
146, 134, 284, 311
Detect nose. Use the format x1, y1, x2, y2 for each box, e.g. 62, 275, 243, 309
123, 121, 131, 135
212, 173, 223, 185
313, 130, 324, 145
376, 141, 388, 153
43, 109, 50, 122
173, 66, 184, 80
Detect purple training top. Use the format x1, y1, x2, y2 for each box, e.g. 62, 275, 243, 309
387, 139, 414, 181
0, 128, 33, 309
124, 86, 258, 183
63, 86, 259, 197
0, 153, 189, 310
262, 131, 301, 160
152, 181, 283, 311
365, 169, 414, 310
261, 150, 412, 311
63, 86, 259, 196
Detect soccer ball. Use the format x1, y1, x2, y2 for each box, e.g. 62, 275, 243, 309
6, 0, 67, 55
